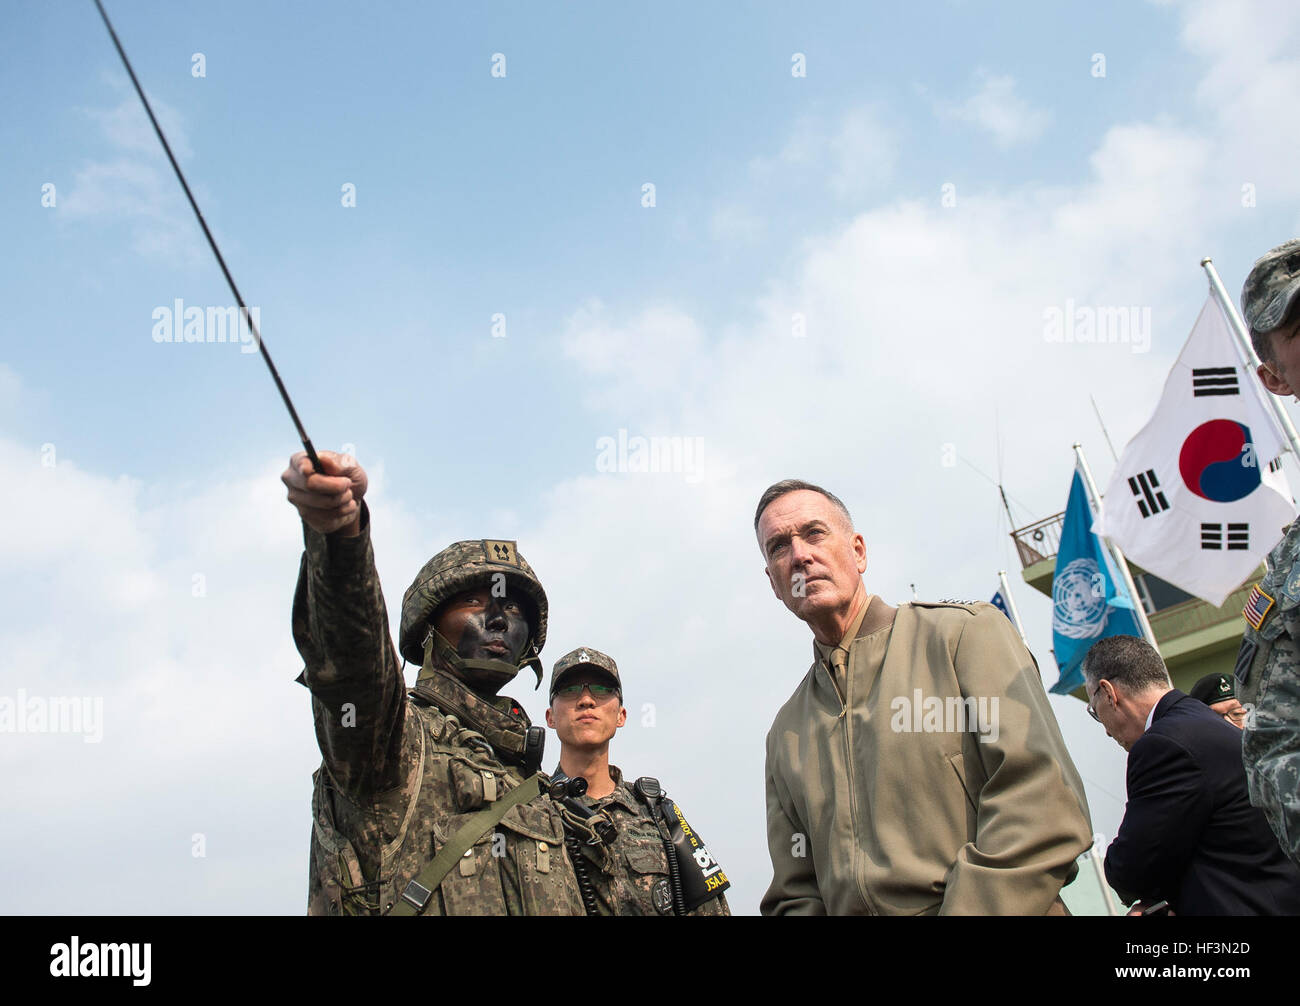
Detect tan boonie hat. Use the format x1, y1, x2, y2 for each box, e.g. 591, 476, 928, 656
549, 646, 622, 701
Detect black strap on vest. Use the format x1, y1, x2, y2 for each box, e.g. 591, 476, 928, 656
634, 776, 731, 913
634, 777, 684, 915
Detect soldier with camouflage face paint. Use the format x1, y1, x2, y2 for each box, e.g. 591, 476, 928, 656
282, 451, 589, 915
544, 647, 731, 916
1237, 239, 1300, 869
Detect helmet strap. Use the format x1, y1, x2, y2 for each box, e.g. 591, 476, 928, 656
418, 627, 543, 692
410, 639, 543, 772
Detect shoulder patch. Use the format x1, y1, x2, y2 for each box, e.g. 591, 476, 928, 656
1234, 637, 1258, 686
911, 599, 982, 612
1243, 584, 1274, 630
1283, 564, 1300, 604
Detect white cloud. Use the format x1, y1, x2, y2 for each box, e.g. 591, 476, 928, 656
750, 105, 896, 201
561, 298, 708, 413
709, 203, 766, 244
827, 108, 897, 198
61, 91, 199, 263
84, 90, 193, 161
1180, 0, 1300, 204
0, 435, 442, 912
935, 69, 1050, 148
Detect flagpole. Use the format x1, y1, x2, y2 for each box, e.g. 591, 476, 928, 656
1089, 394, 1119, 462
1072, 442, 1160, 649
997, 569, 1029, 647
1088, 833, 1121, 917
1201, 256, 1300, 460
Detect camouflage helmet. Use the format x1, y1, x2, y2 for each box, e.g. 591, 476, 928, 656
1241, 238, 1300, 336
399, 539, 548, 666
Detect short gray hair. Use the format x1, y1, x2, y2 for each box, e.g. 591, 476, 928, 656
753, 479, 854, 533
1252, 326, 1277, 365
1081, 635, 1170, 694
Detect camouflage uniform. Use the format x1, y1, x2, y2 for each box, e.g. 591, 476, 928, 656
1236, 519, 1300, 869
292, 504, 586, 914
1235, 239, 1300, 870
547, 647, 730, 916
571, 766, 730, 917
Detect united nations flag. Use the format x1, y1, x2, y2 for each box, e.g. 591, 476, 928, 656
1050, 469, 1143, 693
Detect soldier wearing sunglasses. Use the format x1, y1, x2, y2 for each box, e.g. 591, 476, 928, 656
545, 647, 731, 916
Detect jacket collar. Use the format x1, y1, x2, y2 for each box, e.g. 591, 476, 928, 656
602, 765, 643, 813
812, 592, 874, 666
1148, 688, 1184, 727
551, 763, 637, 811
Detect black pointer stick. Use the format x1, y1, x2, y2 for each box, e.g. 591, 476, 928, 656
93, 0, 325, 477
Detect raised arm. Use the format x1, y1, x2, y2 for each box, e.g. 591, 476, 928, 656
284, 451, 407, 799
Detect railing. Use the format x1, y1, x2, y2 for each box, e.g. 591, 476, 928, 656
1009, 507, 1259, 638
1147, 581, 1256, 639
1011, 511, 1064, 569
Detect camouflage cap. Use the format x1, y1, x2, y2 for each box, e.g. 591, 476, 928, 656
1189, 671, 1236, 706
549, 646, 622, 701
1241, 239, 1300, 335
398, 539, 548, 666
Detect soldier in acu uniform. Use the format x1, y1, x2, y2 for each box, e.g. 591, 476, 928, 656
1237, 239, 1300, 868
282, 450, 591, 914
544, 647, 731, 915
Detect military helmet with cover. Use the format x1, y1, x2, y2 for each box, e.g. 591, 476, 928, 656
399, 539, 548, 674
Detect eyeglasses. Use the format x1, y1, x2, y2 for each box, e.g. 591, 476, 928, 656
553, 683, 619, 700
1087, 682, 1108, 723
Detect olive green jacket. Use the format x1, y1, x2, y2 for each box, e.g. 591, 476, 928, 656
762, 600, 1092, 915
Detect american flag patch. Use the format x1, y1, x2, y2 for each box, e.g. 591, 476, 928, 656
1243, 584, 1275, 630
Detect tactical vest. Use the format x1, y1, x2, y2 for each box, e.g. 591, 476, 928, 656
568, 772, 731, 916
307, 689, 585, 916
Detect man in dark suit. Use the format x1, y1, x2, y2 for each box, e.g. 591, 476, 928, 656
1084, 635, 1300, 915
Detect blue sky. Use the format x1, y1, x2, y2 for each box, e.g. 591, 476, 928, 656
4, 0, 1300, 915
4, 0, 1207, 499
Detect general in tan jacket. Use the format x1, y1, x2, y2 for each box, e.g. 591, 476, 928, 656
762, 598, 1093, 915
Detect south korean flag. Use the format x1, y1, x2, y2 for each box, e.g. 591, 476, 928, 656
1094, 294, 1296, 607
